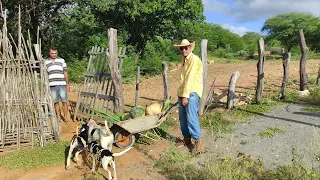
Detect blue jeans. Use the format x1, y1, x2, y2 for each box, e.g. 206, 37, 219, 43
178, 92, 201, 139
50, 85, 68, 104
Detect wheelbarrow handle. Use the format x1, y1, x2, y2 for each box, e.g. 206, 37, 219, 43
156, 102, 179, 124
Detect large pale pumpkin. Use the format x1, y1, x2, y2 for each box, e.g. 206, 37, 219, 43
145, 103, 162, 115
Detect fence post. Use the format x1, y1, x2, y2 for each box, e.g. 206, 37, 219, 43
107, 28, 124, 113
255, 38, 265, 103
227, 71, 240, 109
280, 52, 291, 99
199, 39, 208, 115
135, 67, 140, 106
299, 29, 308, 91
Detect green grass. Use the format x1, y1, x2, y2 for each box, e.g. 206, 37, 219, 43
303, 106, 320, 112
240, 140, 247, 145
0, 141, 69, 170
259, 127, 286, 138
201, 98, 282, 133
155, 149, 319, 180
158, 117, 178, 135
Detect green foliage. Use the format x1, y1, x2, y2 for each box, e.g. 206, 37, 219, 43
137, 38, 180, 76
4, 0, 73, 44
68, 59, 87, 83
49, 5, 100, 61
0, 141, 69, 170
242, 31, 263, 54
78, 0, 205, 51
89, 108, 122, 123
262, 12, 320, 52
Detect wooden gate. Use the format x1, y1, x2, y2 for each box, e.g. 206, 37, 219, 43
74, 46, 126, 121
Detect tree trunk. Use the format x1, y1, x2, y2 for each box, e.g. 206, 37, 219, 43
134, 51, 141, 63
135, 67, 140, 106
299, 29, 308, 91
255, 38, 265, 103
162, 61, 170, 102
107, 28, 124, 113
199, 39, 208, 115
280, 52, 291, 100
227, 71, 240, 109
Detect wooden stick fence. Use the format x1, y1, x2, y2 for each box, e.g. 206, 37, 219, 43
0, 6, 57, 151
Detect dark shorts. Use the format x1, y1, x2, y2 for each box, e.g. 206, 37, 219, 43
50, 85, 68, 104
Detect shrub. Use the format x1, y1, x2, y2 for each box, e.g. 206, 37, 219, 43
68, 59, 87, 83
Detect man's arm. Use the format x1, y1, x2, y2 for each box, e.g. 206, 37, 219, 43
62, 59, 70, 92
64, 71, 70, 92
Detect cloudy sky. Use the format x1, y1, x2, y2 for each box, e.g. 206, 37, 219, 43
203, 0, 320, 36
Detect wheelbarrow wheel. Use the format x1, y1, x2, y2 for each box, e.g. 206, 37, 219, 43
115, 130, 135, 148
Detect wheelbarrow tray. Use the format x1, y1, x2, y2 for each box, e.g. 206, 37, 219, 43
114, 114, 162, 134
114, 102, 178, 134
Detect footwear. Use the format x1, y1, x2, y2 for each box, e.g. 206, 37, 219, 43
175, 137, 192, 147
193, 139, 203, 154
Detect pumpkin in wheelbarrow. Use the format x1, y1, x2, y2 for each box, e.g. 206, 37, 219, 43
130, 105, 145, 118
145, 103, 162, 115
121, 113, 131, 121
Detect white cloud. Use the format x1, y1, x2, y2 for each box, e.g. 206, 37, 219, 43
202, 0, 230, 14
204, 0, 320, 22
221, 24, 250, 36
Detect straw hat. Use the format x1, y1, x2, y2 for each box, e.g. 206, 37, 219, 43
174, 39, 195, 51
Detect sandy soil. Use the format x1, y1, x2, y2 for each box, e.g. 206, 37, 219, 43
0, 59, 319, 179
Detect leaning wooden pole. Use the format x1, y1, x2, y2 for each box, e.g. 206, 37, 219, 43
255, 38, 265, 103
299, 29, 308, 91
227, 71, 240, 109
316, 65, 320, 85
204, 78, 216, 113
162, 61, 170, 102
199, 39, 208, 115
135, 67, 140, 106
107, 28, 124, 113
279, 52, 291, 100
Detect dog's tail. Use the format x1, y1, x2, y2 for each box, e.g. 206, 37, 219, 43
113, 147, 133, 157
104, 120, 112, 136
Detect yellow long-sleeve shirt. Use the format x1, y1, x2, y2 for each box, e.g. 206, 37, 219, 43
177, 52, 203, 98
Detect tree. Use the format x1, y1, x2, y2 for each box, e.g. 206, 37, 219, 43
3, 0, 73, 44
242, 32, 262, 54
76, 0, 205, 52
262, 12, 320, 52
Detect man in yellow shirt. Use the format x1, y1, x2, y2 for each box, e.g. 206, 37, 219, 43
174, 39, 203, 154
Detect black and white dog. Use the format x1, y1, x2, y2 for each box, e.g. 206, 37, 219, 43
66, 123, 89, 170
89, 141, 132, 180
66, 120, 114, 170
